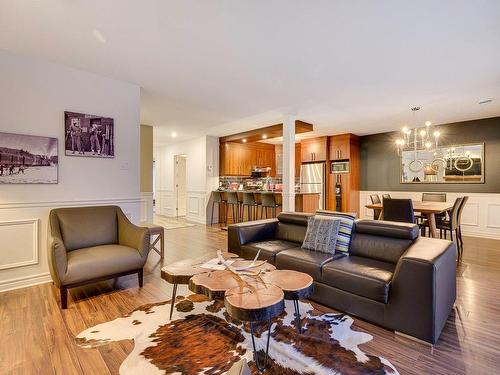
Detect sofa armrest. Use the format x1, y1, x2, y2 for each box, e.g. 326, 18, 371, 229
387, 237, 457, 344
47, 212, 68, 286
117, 209, 150, 260
228, 219, 278, 256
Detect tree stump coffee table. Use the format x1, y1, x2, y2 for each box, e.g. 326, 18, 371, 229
160, 252, 237, 319
190, 267, 314, 372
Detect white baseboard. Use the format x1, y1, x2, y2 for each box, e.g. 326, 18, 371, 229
0, 272, 52, 292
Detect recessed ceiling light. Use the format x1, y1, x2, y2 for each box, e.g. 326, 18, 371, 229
171, 131, 177, 138
92, 29, 106, 44
262, 134, 268, 139
478, 99, 494, 105
242, 139, 247, 143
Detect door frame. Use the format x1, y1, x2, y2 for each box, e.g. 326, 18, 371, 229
173, 154, 187, 217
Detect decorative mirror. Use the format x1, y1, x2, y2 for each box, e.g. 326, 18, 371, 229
400, 143, 484, 184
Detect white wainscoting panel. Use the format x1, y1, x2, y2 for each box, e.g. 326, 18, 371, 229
360, 191, 500, 240
140, 192, 154, 222
0, 197, 141, 292
0, 219, 39, 270
186, 190, 207, 224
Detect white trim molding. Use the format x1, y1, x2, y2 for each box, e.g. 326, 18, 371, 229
0, 197, 142, 210
360, 191, 500, 240
0, 272, 52, 293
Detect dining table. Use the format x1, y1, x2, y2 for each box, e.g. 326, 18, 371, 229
365, 200, 454, 238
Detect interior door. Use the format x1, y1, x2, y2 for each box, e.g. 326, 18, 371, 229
174, 155, 187, 217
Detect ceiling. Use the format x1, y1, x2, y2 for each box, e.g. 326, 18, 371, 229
1, 1, 500, 145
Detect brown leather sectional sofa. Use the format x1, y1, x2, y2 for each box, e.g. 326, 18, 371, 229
228, 211, 457, 344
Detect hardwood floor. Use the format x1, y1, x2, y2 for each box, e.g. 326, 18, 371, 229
1, 223, 499, 374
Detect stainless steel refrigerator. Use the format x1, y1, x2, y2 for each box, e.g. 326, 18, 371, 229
300, 162, 326, 210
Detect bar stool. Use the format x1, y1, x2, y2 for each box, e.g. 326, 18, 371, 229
225, 191, 240, 224
260, 192, 281, 218
210, 191, 226, 225
241, 192, 260, 221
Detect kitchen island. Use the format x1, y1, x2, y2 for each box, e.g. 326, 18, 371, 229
215, 190, 320, 224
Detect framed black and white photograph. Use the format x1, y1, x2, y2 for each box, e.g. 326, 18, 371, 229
64, 111, 114, 158
0, 132, 58, 184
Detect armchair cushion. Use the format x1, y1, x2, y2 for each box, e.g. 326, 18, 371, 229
63, 244, 143, 285
55, 206, 119, 251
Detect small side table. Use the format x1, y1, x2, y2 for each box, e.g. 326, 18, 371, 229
140, 223, 165, 260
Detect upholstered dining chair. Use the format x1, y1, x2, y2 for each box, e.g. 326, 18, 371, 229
48, 205, 150, 309
419, 192, 447, 234
369, 194, 382, 220
382, 198, 415, 223
382, 193, 391, 200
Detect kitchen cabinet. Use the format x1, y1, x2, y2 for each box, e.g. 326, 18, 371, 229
275, 143, 301, 177
219, 142, 275, 176
326, 133, 360, 215
300, 137, 327, 162
329, 134, 351, 160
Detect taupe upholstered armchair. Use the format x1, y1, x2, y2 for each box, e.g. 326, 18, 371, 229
48, 205, 150, 308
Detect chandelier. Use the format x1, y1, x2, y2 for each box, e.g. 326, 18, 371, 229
395, 107, 441, 173
396, 107, 475, 178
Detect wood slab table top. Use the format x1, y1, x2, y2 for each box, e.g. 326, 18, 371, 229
189, 261, 276, 300
160, 252, 237, 285
365, 200, 453, 214
261, 269, 314, 300
224, 283, 285, 322
365, 200, 454, 238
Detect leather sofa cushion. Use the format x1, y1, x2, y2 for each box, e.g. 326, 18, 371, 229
354, 219, 419, 240
56, 206, 118, 251
277, 212, 313, 226
350, 233, 413, 264
275, 247, 338, 281
321, 256, 395, 303
241, 240, 299, 264
63, 244, 143, 285
275, 222, 308, 243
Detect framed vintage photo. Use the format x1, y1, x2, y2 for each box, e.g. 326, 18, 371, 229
64, 111, 114, 158
0, 131, 58, 184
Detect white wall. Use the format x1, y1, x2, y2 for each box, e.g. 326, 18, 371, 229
155, 135, 219, 224
0, 51, 141, 291
360, 191, 500, 240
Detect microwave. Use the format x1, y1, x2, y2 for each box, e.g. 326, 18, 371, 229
330, 161, 350, 174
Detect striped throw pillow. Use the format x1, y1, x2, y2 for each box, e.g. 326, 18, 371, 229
316, 211, 356, 254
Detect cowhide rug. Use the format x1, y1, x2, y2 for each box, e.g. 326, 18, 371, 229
76, 293, 399, 375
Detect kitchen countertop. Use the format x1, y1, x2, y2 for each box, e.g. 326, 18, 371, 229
215, 190, 320, 195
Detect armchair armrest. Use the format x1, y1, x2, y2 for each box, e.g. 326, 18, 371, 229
387, 237, 456, 344
47, 212, 68, 286
117, 209, 150, 260
228, 219, 278, 256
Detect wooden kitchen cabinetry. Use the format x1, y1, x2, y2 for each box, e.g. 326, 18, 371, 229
275, 143, 301, 177
327, 134, 360, 216
219, 142, 276, 176
329, 134, 353, 160
300, 137, 328, 162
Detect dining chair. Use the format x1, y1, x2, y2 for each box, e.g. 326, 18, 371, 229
382, 193, 391, 200
456, 196, 469, 259
421, 197, 464, 257
370, 194, 382, 220
419, 192, 447, 234
382, 198, 415, 223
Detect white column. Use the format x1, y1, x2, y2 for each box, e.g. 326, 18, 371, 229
282, 116, 296, 211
